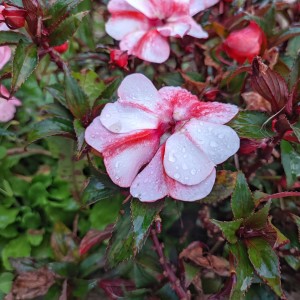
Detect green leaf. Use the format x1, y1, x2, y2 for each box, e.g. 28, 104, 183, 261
49, 11, 89, 46
131, 199, 164, 254
280, 140, 300, 188
270, 27, 300, 47
64, 70, 89, 119
11, 41, 38, 93
291, 214, 300, 243
82, 176, 119, 205
106, 205, 135, 268
231, 172, 254, 219
89, 197, 122, 231
228, 111, 275, 139
51, 222, 79, 262
288, 52, 300, 90
0, 205, 19, 229
243, 201, 271, 230
74, 119, 85, 152
229, 241, 254, 300
0, 31, 30, 45
100, 77, 123, 100
0, 272, 14, 294
2, 237, 31, 270
291, 122, 300, 143
73, 70, 106, 107
46, 0, 85, 30
247, 237, 283, 297
202, 171, 237, 204
211, 219, 243, 244
27, 117, 75, 144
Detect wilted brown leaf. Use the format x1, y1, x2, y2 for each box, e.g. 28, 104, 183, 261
242, 91, 272, 112
202, 171, 238, 204
180, 242, 230, 277
181, 72, 207, 96
51, 222, 79, 262
6, 267, 56, 300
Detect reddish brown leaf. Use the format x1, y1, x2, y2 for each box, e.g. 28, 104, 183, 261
251, 57, 288, 112
7, 267, 56, 300
99, 279, 135, 299
179, 242, 229, 277
79, 224, 114, 255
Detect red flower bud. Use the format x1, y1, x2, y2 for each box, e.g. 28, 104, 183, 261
2, 7, 27, 29
109, 49, 128, 69
203, 88, 219, 101
239, 138, 267, 155
222, 21, 266, 64
53, 42, 69, 54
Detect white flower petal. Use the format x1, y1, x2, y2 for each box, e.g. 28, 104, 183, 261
100, 102, 159, 133
118, 73, 162, 112
108, 0, 136, 12
130, 146, 168, 201
189, 0, 219, 16
164, 132, 214, 186
168, 168, 216, 201
185, 119, 240, 164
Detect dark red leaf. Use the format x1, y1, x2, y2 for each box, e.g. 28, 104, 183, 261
79, 224, 114, 255
251, 57, 288, 112
98, 279, 135, 299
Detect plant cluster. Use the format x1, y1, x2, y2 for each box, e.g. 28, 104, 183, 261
0, 0, 299, 299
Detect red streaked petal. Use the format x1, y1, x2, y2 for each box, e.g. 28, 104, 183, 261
105, 12, 149, 40
189, 101, 239, 124
0, 46, 11, 69
185, 119, 240, 164
130, 146, 168, 202
157, 20, 190, 38
103, 132, 160, 187
167, 168, 216, 202
163, 132, 214, 186
121, 30, 170, 63
85, 116, 157, 153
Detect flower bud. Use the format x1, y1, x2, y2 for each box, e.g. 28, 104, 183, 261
53, 42, 69, 54
203, 88, 219, 101
109, 49, 128, 69
2, 7, 27, 29
222, 21, 266, 64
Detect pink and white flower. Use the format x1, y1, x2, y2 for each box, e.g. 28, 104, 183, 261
105, 0, 219, 63
85, 74, 239, 202
0, 85, 21, 123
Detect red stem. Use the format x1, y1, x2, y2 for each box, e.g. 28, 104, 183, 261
259, 191, 300, 203
150, 228, 190, 300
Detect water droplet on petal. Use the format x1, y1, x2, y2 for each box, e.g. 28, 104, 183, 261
168, 152, 176, 162
218, 134, 224, 139
210, 141, 218, 148
182, 163, 188, 170
174, 173, 180, 179
191, 169, 196, 175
